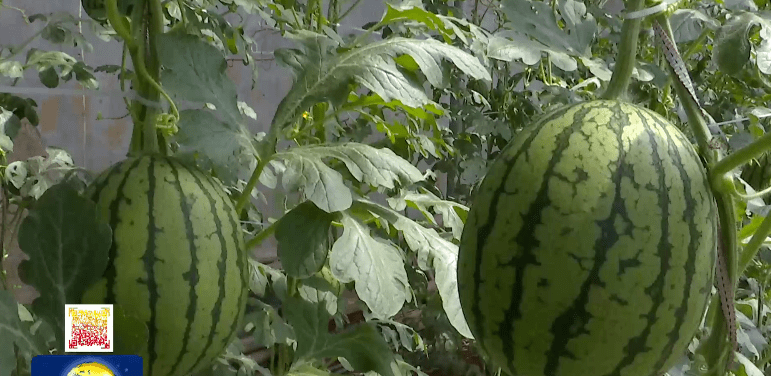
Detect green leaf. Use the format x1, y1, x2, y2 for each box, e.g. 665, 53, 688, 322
283, 296, 397, 376
757, 26, 771, 75
276, 201, 335, 278
487, 34, 542, 66
0, 108, 17, 153
353, 198, 472, 338
173, 109, 257, 185
38, 66, 60, 88
557, 0, 596, 54
376, 319, 425, 352
272, 30, 490, 131
329, 214, 409, 318
735, 352, 763, 376
498, 0, 597, 69
580, 57, 612, 81
713, 13, 765, 76
246, 300, 295, 348
157, 32, 242, 125
26, 50, 77, 70
286, 362, 332, 376
276, 143, 424, 212
387, 189, 468, 240
0, 60, 23, 79
0, 291, 47, 376
0, 94, 38, 126
17, 183, 112, 349
379, 2, 456, 43
736, 310, 762, 358
298, 271, 340, 316
282, 296, 333, 360
319, 324, 399, 376
670, 9, 719, 43
249, 259, 288, 301
724, 0, 758, 11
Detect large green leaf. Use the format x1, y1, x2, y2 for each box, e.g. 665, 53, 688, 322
275, 143, 424, 212
17, 183, 112, 349
275, 201, 335, 278
757, 25, 771, 75
271, 29, 490, 131
173, 109, 257, 184
713, 13, 765, 76
354, 198, 472, 338
283, 296, 397, 376
319, 324, 399, 376
487, 33, 543, 66
494, 0, 597, 71
329, 214, 409, 319
0, 291, 47, 376
387, 189, 468, 241
670, 9, 719, 43
297, 272, 340, 316
157, 32, 242, 124
379, 1, 460, 43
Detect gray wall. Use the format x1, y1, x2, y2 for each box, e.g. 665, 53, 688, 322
0, 0, 387, 170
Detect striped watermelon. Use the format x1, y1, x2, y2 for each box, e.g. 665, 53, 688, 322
82, 155, 248, 376
457, 100, 718, 376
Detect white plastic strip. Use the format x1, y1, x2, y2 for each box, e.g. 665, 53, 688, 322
623, 0, 679, 19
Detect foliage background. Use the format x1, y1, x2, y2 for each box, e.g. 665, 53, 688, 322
5, 0, 771, 375
0, 0, 405, 304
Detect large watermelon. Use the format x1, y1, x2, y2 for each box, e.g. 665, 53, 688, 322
457, 100, 718, 376
82, 154, 248, 376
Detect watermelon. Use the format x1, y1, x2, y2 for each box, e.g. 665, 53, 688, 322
457, 100, 718, 376
82, 155, 248, 376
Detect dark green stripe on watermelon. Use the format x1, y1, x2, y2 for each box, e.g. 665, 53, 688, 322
181, 163, 233, 376
165, 159, 200, 376
82, 155, 248, 376
143, 158, 160, 376
468, 104, 575, 366
458, 101, 717, 376
89, 157, 143, 305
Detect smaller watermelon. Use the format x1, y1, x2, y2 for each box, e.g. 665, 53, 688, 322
82, 155, 248, 376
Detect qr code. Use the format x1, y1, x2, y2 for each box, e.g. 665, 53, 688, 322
64, 304, 113, 352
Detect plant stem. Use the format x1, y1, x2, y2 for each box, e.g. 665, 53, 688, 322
653, 14, 736, 375
712, 132, 771, 188
336, 0, 363, 24
244, 220, 279, 250
115, 0, 177, 155
106, 0, 136, 50
741, 213, 771, 274
235, 151, 273, 215
600, 0, 646, 100
0, 185, 8, 291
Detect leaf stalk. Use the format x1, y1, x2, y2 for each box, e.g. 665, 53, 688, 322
600, 0, 646, 100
